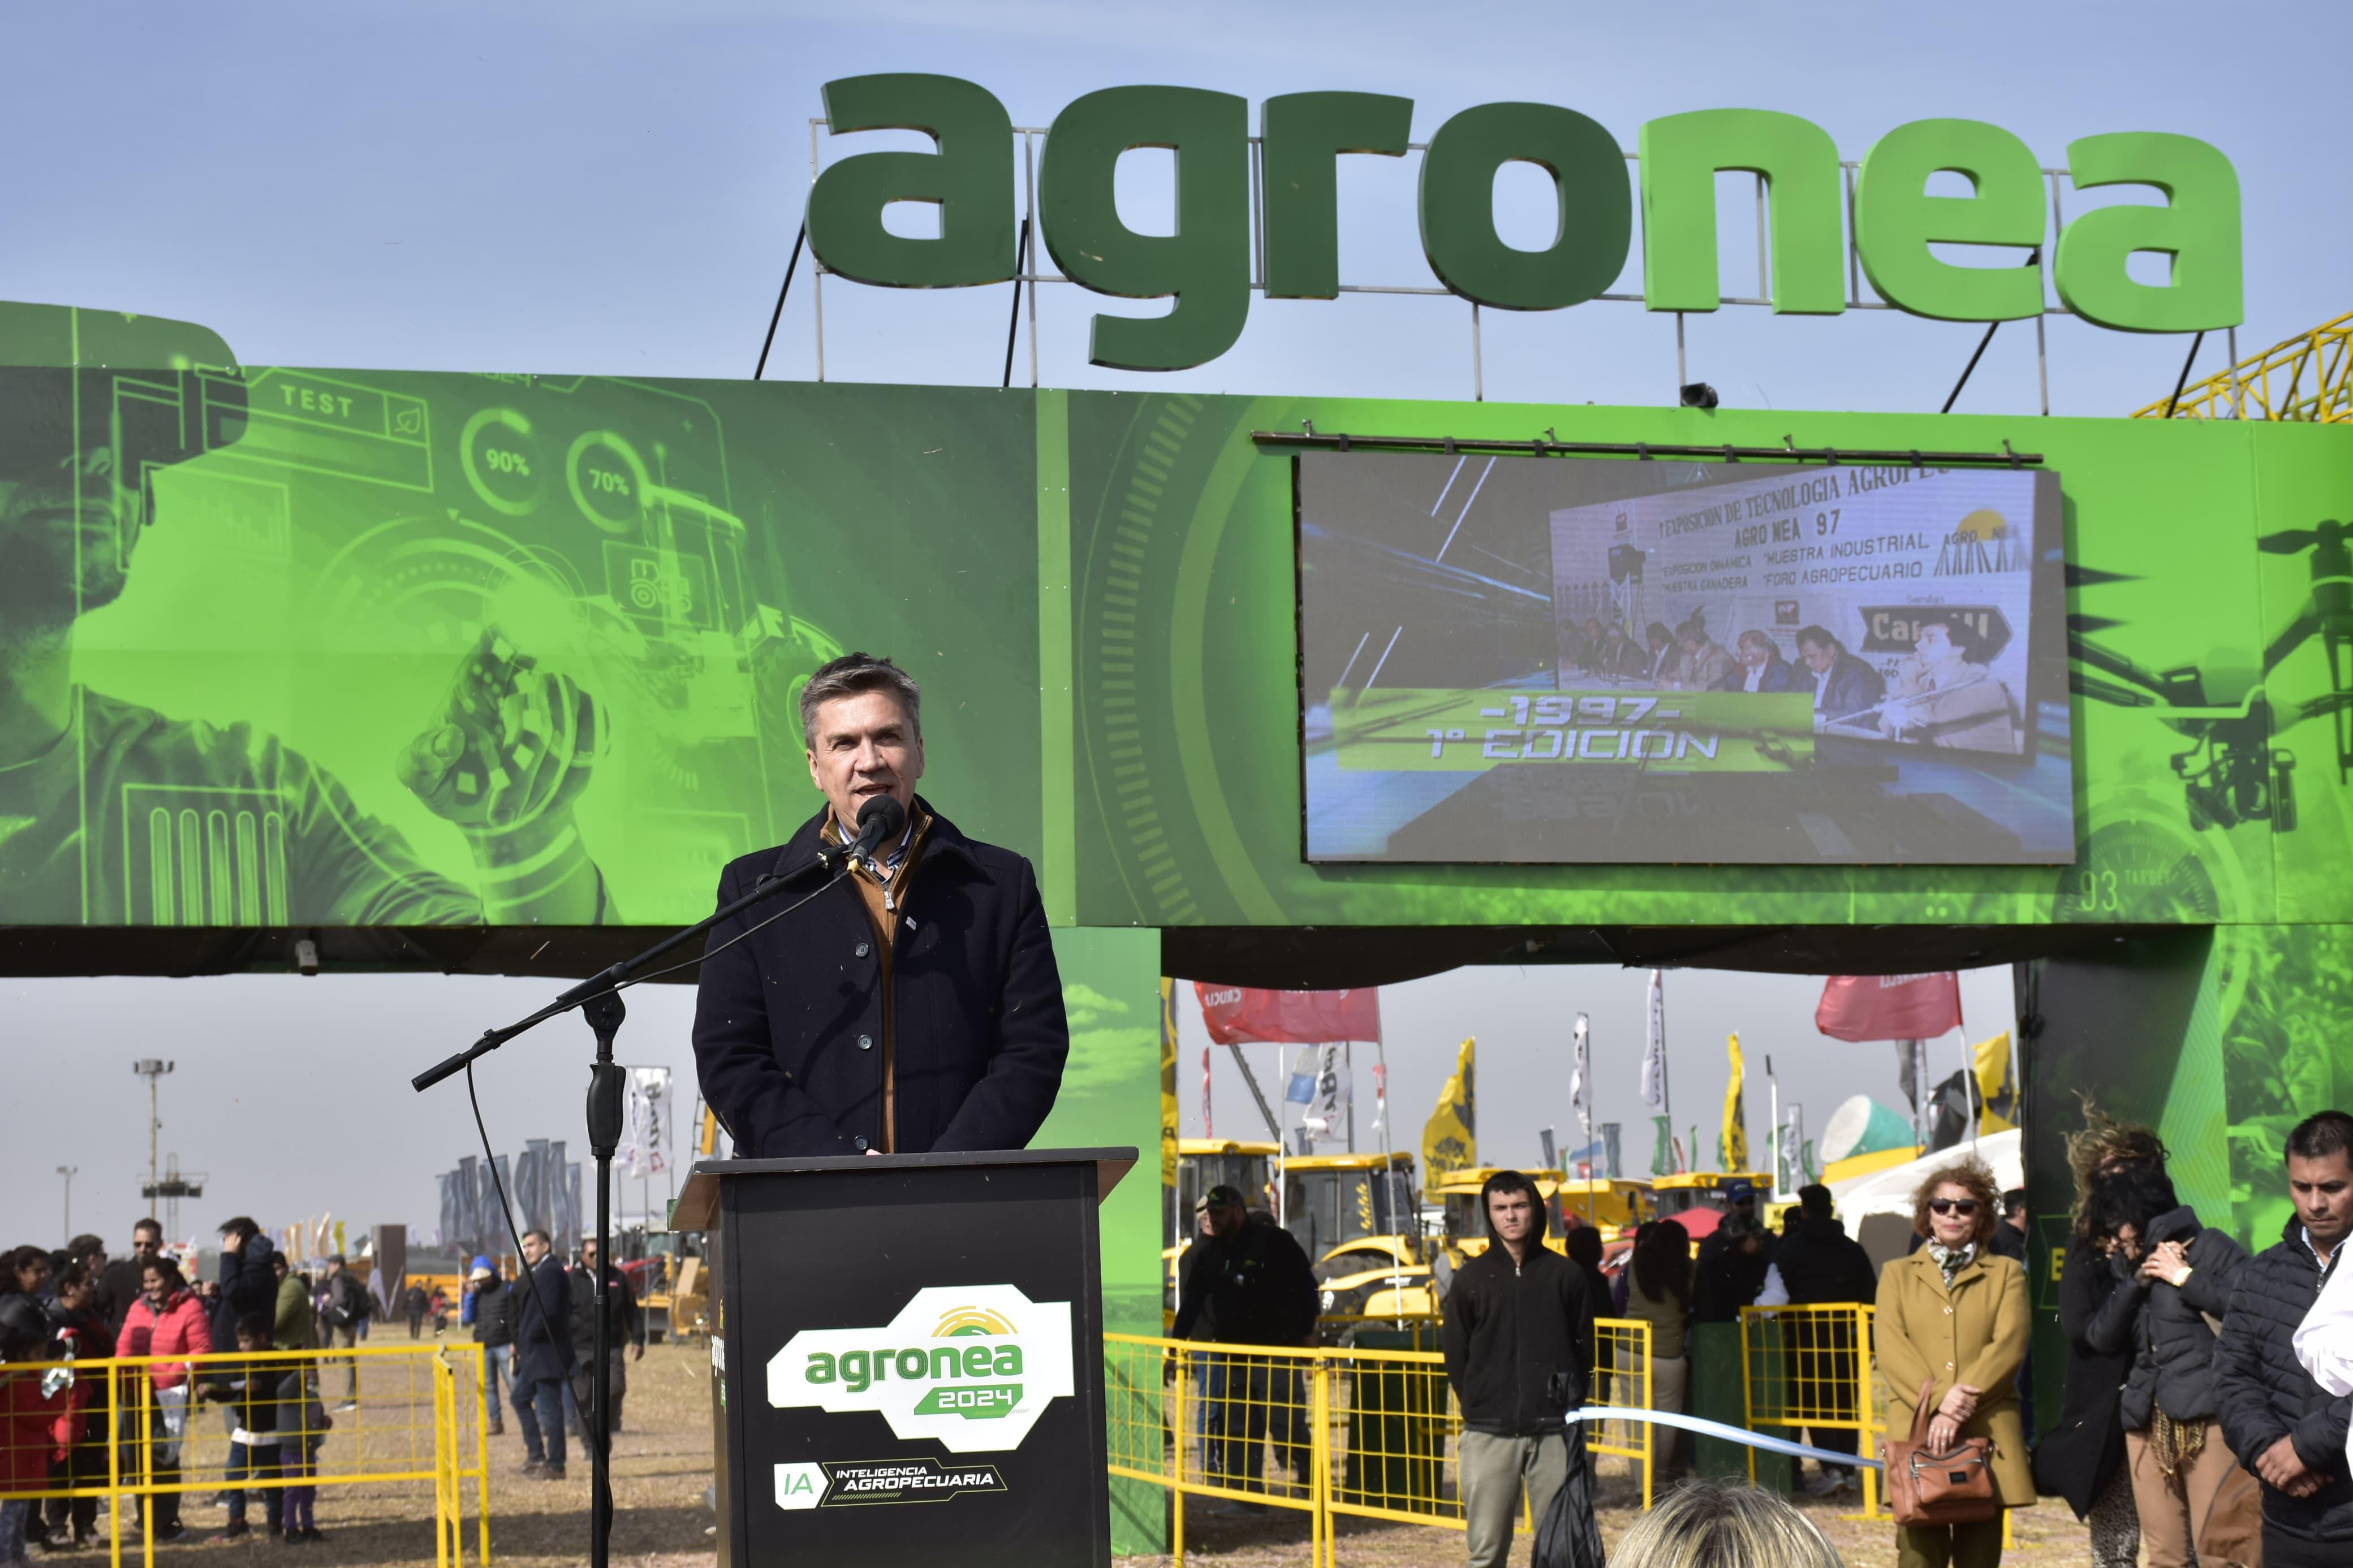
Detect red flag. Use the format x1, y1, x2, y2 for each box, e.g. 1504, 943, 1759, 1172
1193, 983, 1381, 1044
1814, 973, 1963, 1042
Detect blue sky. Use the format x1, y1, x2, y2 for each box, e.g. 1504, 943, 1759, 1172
2, 1, 2342, 1241
3, 2, 2342, 410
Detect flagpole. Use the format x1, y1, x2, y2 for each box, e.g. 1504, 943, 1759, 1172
1966, 1026, 1980, 1155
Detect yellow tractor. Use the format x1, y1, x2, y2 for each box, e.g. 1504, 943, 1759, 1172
1652, 1171, 1773, 1217
1551, 1177, 1656, 1237
1282, 1151, 1437, 1331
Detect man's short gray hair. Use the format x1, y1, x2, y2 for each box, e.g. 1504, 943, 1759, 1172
799, 652, 922, 749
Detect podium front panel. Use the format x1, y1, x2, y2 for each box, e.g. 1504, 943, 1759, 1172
714, 1156, 1111, 1568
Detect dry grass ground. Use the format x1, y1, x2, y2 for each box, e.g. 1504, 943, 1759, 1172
61, 1343, 2082, 1568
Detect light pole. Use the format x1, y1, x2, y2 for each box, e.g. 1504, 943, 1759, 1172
57, 1166, 77, 1242
132, 1059, 174, 1198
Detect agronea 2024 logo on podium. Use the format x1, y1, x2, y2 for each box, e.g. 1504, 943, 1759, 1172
766, 1284, 1075, 1476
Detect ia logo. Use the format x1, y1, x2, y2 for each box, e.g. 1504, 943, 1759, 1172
765, 1284, 1074, 1453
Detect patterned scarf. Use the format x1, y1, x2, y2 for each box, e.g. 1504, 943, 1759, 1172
2149, 1398, 2207, 1479
1927, 1239, 1976, 1285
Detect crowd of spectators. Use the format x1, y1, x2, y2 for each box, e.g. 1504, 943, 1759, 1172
0, 1208, 648, 1554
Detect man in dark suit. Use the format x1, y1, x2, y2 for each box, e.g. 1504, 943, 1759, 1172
1590, 623, 1643, 680
693, 653, 1069, 1158
1729, 632, 1794, 693
1794, 625, 1885, 730
511, 1228, 573, 1481
1641, 622, 1678, 684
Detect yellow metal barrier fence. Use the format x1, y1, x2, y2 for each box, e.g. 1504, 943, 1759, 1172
1106, 1319, 1653, 1566
0, 1344, 490, 1568
1739, 1303, 1882, 1517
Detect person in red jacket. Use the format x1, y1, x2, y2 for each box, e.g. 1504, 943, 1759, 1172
118, 1256, 212, 1543
1, 1315, 65, 1565
38, 1264, 113, 1549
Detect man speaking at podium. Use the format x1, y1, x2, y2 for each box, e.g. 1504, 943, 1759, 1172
693, 653, 1069, 1157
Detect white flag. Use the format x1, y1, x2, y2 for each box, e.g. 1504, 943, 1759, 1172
1640, 969, 1668, 1112
1572, 1013, 1593, 1144
1288, 1044, 1351, 1139
630, 1068, 670, 1177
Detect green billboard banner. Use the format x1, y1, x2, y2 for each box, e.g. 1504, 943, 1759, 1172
1058, 391, 2347, 932
5, 300, 2348, 937
0, 304, 1042, 928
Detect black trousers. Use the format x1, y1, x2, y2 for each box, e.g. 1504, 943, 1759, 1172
2262, 1524, 2353, 1568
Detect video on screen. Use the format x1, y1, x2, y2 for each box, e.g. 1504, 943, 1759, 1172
1296, 450, 2073, 865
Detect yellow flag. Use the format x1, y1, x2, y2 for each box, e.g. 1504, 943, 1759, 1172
1973, 1031, 2018, 1133
1158, 979, 1180, 1189
1423, 1037, 1476, 1178
1719, 1031, 1748, 1172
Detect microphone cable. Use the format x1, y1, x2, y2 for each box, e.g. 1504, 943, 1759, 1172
459, 856, 863, 1324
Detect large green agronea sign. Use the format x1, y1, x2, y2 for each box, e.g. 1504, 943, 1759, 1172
806, 75, 2242, 370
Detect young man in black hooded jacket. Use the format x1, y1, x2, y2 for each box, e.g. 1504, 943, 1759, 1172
1441, 1170, 1594, 1568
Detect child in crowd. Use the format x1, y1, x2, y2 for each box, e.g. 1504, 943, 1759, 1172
201, 1312, 287, 1541
277, 1366, 331, 1543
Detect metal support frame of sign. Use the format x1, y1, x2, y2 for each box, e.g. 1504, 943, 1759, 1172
787, 116, 2153, 416
1252, 427, 2044, 468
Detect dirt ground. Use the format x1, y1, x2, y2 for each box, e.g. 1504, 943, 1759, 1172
1123, 1466, 2084, 1568
63, 1343, 2079, 1567
64, 1340, 722, 1568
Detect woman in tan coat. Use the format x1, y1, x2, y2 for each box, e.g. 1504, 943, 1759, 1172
1875, 1155, 2031, 1568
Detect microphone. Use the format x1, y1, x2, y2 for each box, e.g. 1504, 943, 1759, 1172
847, 793, 907, 870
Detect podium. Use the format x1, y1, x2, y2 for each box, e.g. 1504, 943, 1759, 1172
675, 1148, 1136, 1568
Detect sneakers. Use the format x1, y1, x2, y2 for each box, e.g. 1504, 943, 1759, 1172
540, 1465, 567, 1481
517, 1458, 546, 1476
485, 1420, 505, 1436
333, 1401, 357, 1413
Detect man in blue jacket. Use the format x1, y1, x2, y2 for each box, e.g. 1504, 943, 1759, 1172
2217, 1109, 2353, 1567
510, 1229, 574, 1481
693, 653, 1068, 1158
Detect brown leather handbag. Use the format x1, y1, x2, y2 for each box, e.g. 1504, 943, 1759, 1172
1884, 1378, 2001, 1526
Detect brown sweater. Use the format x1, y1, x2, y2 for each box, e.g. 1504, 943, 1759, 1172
824, 805, 930, 1151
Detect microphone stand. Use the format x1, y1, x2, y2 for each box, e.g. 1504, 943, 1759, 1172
409, 813, 887, 1568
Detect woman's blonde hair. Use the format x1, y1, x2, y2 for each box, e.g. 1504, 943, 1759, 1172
1609, 1477, 1843, 1568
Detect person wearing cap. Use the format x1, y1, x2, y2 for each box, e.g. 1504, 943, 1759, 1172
1173, 1184, 1320, 1500
1693, 1182, 1775, 1324
464, 1259, 514, 1436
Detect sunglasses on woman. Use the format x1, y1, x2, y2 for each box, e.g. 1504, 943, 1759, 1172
1929, 1198, 1980, 1216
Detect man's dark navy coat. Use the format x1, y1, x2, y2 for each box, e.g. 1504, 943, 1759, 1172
692, 798, 1068, 1157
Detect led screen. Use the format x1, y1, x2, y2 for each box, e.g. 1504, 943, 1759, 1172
1296, 450, 2072, 865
